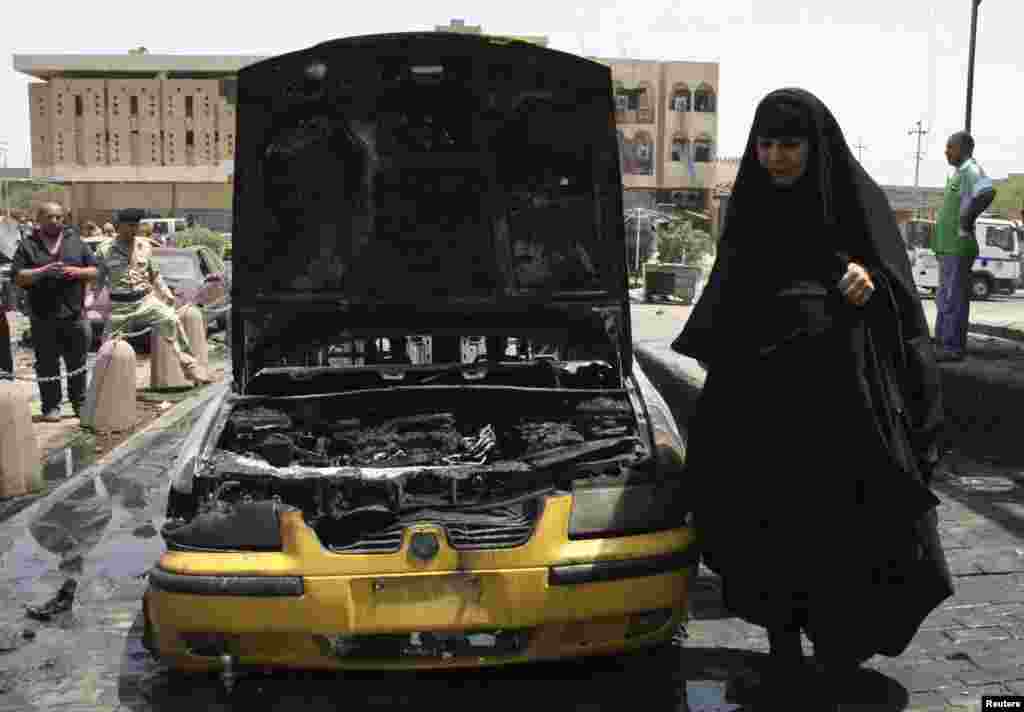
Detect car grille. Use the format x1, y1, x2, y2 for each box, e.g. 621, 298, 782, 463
330, 527, 405, 554
444, 513, 534, 550
328, 511, 536, 553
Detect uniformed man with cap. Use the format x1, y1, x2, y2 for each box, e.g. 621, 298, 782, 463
94, 223, 211, 385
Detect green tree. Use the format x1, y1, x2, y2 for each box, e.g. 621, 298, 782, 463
655, 218, 715, 266
8, 182, 68, 212
992, 176, 1024, 221
175, 226, 227, 257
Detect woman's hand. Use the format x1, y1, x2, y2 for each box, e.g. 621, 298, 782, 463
838, 262, 875, 307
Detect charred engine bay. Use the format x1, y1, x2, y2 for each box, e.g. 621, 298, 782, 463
175, 391, 647, 550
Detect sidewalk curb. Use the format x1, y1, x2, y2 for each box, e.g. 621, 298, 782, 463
634, 332, 1024, 469
0, 380, 229, 532
964, 321, 1024, 344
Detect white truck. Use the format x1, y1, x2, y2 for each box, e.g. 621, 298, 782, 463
905, 216, 1021, 300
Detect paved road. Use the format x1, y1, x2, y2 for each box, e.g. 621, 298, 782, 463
1, 305, 1024, 710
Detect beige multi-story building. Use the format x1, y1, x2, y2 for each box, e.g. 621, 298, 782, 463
594, 58, 722, 214
13, 25, 729, 231
14, 53, 256, 230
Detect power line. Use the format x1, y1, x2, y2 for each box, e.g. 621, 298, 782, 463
853, 138, 868, 163
908, 121, 929, 218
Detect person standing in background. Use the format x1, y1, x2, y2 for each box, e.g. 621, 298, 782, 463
10, 203, 97, 420
931, 132, 996, 362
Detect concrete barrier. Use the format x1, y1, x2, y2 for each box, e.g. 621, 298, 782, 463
633, 334, 1024, 470
149, 326, 189, 390
81, 338, 137, 432
0, 381, 43, 496
179, 305, 208, 382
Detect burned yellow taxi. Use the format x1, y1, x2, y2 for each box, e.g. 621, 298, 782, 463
143, 31, 695, 673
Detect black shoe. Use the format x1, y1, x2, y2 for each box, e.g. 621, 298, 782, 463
25, 579, 77, 621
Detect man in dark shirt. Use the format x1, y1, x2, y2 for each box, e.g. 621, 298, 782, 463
11, 203, 98, 421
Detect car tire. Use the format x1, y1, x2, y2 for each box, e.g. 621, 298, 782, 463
970, 275, 991, 300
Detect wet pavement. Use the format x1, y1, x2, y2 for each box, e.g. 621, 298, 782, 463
0, 391, 764, 712
0, 303, 1023, 709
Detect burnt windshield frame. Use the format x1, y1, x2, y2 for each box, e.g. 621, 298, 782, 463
232, 35, 633, 388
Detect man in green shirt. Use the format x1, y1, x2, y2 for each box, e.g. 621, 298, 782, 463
932, 131, 995, 361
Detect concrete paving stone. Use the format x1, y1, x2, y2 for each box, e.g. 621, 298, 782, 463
884, 662, 969, 694
946, 626, 1014, 644
955, 643, 1024, 674
1003, 622, 1024, 640
954, 603, 1024, 628
944, 684, 1013, 709
999, 678, 1024, 695
956, 662, 1024, 686
945, 550, 984, 575
950, 576, 1024, 605
900, 629, 961, 655
974, 550, 1024, 575
920, 608, 971, 630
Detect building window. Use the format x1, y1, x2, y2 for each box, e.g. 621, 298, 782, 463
671, 137, 690, 162
75, 96, 83, 117
615, 87, 645, 112
624, 131, 654, 176
186, 130, 194, 147
671, 87, 691, 112
130, 96, 138, 116
694, 84, 716, 113
694, 135, 713, 162
186, 96, 194, 118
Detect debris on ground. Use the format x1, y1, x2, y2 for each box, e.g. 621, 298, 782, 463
0, 626, 35, 653
157, 401, 172, 411
25, 579, 77, 621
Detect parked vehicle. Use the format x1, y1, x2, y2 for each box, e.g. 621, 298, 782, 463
907, 216, 1020, 299
142, 33, 694, 678
85, 245, 230, 350
140, 218, 188, 241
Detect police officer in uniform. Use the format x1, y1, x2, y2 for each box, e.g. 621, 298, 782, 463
94, 222, 211, 384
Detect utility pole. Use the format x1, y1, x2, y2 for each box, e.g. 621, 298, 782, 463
909, 121, 928, 219
634, 208, 641, 275
966, 0, 982, 132
853, 138, 868, 163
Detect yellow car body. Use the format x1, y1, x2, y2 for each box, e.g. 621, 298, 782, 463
144, 32, 696, 674
145, 494, 694, 671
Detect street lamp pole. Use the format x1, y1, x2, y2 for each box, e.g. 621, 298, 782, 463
634, 209, 642, 275
965, 0, 981, 133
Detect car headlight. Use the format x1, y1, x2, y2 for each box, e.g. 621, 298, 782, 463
161, 500, 289, 552
568, 478, 687, 539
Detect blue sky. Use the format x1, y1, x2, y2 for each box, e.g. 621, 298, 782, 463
1, 0, 1021, 188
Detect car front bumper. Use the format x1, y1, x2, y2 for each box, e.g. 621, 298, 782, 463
144, 495, 695, 671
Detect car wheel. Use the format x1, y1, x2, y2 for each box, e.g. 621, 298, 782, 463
970, 275, 992, 300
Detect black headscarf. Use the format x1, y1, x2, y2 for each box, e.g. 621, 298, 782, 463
672, 88, 926, 367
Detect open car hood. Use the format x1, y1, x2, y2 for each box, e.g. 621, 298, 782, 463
230, 33, 631, 393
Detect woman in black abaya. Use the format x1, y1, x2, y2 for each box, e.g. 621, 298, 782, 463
671, 89, 953, 701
